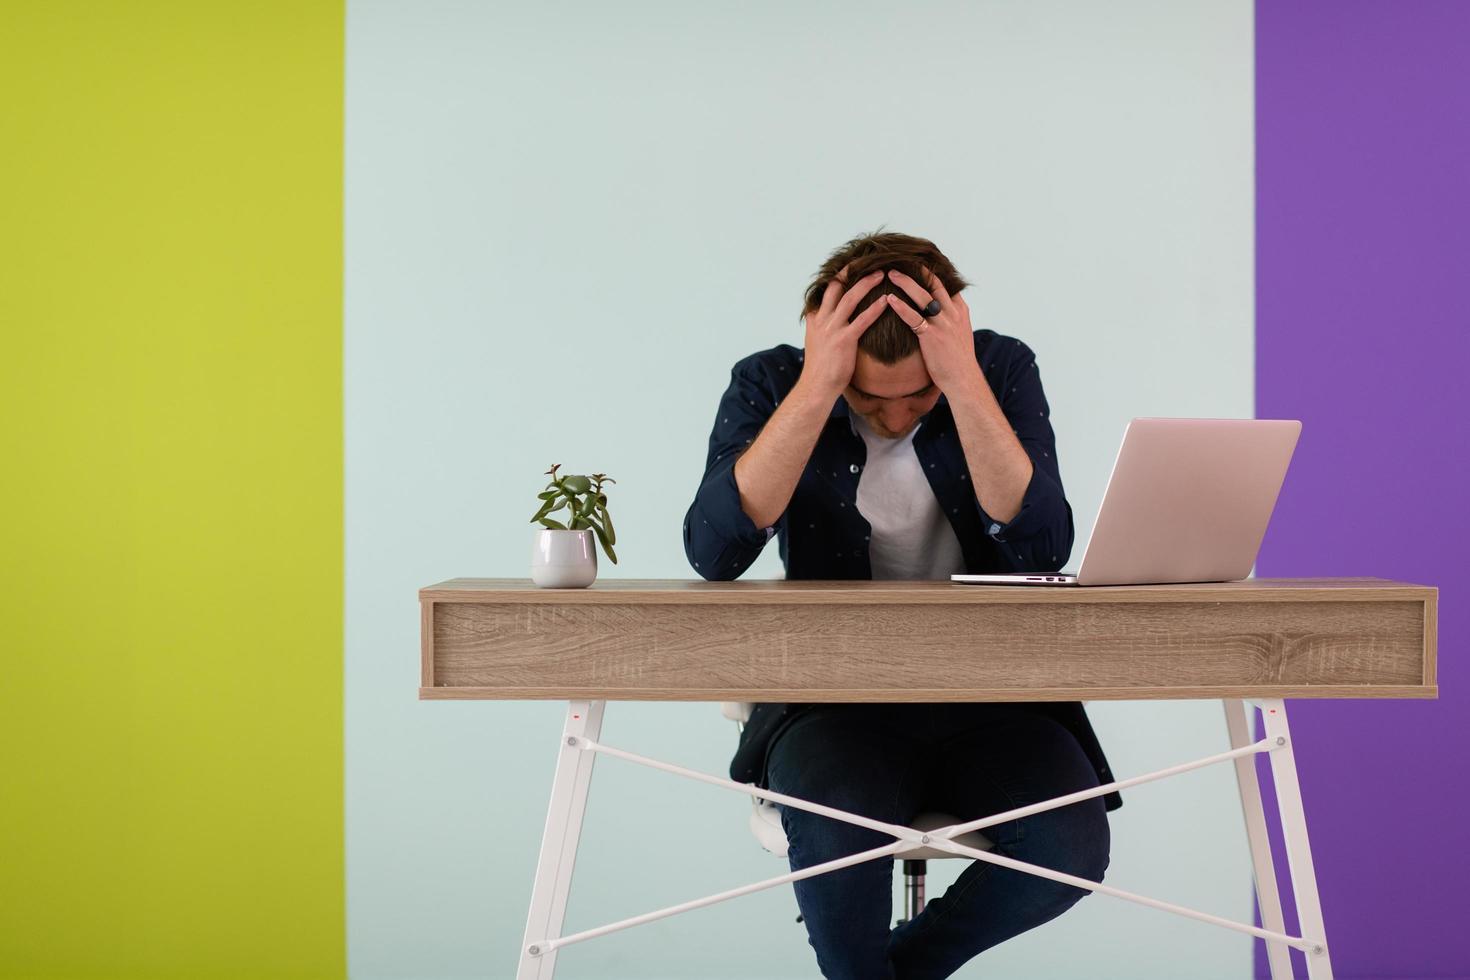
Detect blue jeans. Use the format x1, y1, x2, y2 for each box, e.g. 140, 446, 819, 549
766, 702, 1110, 979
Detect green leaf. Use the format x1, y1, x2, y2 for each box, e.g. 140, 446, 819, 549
587, 518, 618, 564
537, 517, 568, 530
562, 474, 591, 494
578, 495, 598, 518
536, 489, 559, 500
598, 504, 616, 545
530, 492, 567, 521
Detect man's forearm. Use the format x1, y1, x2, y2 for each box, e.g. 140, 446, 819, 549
948, 376, 1033, 524
732, 378, 833, 529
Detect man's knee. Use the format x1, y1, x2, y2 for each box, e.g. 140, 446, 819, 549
1018, 798, 1111, 889
1071, 800, 1111, 884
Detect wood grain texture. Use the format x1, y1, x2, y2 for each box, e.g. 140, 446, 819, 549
420, 600, 434, 689
419, 578, 1437, 701
1425, 588, 1438, 686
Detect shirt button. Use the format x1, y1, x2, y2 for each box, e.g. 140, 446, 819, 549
849, 464, 860, 474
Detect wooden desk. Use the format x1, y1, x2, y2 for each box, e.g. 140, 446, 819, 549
419, 577, 1437, 979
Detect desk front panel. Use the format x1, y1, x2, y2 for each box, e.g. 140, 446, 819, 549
419, 578, 1436, 701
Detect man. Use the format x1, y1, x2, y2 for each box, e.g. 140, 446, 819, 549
682, 231, 1119, 979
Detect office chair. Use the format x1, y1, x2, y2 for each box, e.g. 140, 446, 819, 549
720, 702, 994, 924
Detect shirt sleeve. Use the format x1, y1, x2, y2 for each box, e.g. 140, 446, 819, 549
683, 358, 783, 581
972, 341, 1075, 573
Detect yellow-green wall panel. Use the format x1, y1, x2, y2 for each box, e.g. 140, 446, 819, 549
0, 3, 344, 976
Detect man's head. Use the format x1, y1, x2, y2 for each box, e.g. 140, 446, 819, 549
846, 349, 942, 439
801, 228, 971, 439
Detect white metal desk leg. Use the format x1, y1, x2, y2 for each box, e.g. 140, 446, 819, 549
1255, 698, 1333, 979
517, 700, 605, 980
1223, 699, 1293, 979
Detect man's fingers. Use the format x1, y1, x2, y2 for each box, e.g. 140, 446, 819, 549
818, 262, 854, 316
885, 268, 935, 312
883, 293, 926, 330
833, 269, 886, 324
817, 262, 858, 315
919, 263, 951, 304
846, 295, 888, 333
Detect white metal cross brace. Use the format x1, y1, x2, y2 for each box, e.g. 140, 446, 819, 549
515, 698, 1332, 979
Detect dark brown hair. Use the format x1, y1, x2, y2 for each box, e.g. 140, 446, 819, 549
800, 226, 971, 365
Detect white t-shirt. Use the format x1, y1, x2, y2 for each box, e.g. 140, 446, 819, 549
851, 412, 968, 580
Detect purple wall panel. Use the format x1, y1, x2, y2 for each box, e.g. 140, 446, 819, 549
1255, 2, 1470, 977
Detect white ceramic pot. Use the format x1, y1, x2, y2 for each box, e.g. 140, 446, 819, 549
530, 528, 598, 588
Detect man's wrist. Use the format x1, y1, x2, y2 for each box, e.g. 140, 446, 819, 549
942, 365, 990, 405
790, 374, 843, 409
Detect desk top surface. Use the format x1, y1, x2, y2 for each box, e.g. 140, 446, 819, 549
421, 576, 1434, 605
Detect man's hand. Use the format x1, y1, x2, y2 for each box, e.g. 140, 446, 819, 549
887, 264, 1035, 522
883, 265, 985, 398
800, 264, 888, 398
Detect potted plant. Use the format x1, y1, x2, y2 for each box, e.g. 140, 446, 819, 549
528, 463, 617, 588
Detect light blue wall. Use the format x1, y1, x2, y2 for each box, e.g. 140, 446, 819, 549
344, 2, 1255, 976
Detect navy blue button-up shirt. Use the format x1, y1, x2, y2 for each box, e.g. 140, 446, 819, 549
681, 328, 1121, 811
683, 329, 1074, 580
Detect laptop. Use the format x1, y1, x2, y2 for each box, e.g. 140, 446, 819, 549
951, 417, 1301, 587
